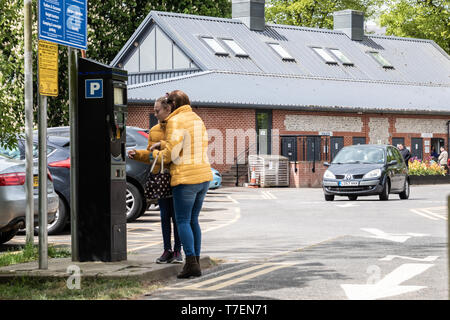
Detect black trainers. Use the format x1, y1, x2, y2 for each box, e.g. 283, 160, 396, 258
156, 250, 174, 264
171, 250, 183, 264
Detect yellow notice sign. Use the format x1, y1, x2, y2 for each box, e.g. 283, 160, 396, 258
38, 40, 58, 97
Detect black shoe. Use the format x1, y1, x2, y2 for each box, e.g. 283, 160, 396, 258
171, 250, 183, 264
177, 256, 201, 279
156, 250, 174, 264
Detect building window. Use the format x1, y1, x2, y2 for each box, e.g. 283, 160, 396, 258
268, 43, 295, 61
368, 51, 394, 68
222, 39, 249, 57
201, 37, 229, 56
311, 47, 338, 64
329, 48, 354, 66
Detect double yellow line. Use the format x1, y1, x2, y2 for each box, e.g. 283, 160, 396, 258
168, 262, 296, 291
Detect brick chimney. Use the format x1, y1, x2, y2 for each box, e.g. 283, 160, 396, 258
333, 9, 365, 41
232, 0, 266, 31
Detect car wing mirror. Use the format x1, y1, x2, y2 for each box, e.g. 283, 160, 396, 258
323, 161, 330, 167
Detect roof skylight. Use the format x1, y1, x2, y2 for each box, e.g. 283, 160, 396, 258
329, 49, 353, 65
312, 47, 337, 64
202, 37, 229, 56
369, 51, 393, 68
268, 43, 295, 61
222, 39, 249, 57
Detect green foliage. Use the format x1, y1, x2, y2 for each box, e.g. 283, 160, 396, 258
0, 0, 27, 148
379, 0, 449, 54
266, 0, 382, 29
0, 0, 231, 148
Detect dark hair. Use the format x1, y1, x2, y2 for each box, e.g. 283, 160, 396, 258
166, 90, 190, 111
155, 96, 171, 111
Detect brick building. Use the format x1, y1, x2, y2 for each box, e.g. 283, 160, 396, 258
111, 1, 450, 187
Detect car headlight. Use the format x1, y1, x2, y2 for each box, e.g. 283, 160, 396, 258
323, 170, 336, 179
363, 169, 382, 179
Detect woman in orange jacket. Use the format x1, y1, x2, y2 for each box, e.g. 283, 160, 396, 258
151, 90, 212, 278
127, 97, 182, 264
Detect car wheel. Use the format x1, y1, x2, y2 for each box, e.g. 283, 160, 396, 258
348, 195, 358, 201
126, 182, 143, 222
46, 196, 69, 235
399, 179, 410, 199
0, 229, 18, 244
379, 179, 390, 201
324, 194, 335, 201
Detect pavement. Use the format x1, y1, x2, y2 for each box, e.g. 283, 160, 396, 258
0, 253, 214, 283
0, 188, 240, 283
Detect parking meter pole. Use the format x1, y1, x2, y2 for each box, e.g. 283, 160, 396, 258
38, 94, 48, 269
69, 47, 79, 261
24, 0, 34, 246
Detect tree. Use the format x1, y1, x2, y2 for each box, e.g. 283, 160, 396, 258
379, 0, 449, 54
265, 0, 383, 29
0, 0, 231, 148
0, 0, 27, 148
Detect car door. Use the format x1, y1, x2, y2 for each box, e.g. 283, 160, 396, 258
392, 147, 407, 188
386, 147, 400, 191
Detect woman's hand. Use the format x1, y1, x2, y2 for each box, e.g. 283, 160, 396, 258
150, 142, 161, 151
127, 149, 136, 159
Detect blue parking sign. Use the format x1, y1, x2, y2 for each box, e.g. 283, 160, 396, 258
38, 0, 87, 50
85, 79, 103, 99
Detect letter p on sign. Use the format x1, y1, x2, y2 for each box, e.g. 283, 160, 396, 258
85, 79, 103, 98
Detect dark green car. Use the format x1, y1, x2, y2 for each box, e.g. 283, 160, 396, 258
322, 144, 410, 201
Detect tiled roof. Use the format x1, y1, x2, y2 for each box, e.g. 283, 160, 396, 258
112, 10, 450, 112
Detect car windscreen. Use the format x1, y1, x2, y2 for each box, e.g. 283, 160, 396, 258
0, 145, 21, 159
332, 147, 385, 164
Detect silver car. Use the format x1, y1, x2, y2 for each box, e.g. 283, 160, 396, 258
0, 152, 59, 244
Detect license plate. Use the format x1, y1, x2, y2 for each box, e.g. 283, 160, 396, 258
338, 181, 358, 186
33, 176, 38, 187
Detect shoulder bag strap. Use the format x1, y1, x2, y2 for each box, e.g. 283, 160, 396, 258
150, 152, 160, 173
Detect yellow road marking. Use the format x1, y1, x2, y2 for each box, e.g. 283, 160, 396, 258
203, 263, 295, 291
181, 264, 272, 290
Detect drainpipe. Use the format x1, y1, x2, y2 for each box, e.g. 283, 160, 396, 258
447, 120, 450, 153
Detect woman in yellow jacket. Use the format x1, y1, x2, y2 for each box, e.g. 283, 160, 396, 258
127, 97, 182, 264
151, 90, 212, 278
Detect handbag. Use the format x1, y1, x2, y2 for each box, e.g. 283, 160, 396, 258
143, 152, 172, 200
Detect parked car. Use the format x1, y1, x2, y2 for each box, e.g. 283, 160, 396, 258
322, 144, 410, 201
0, 152, 58, 244
11, 135, 71, 235
209, 168, 222, 189
46, 126, 155, 223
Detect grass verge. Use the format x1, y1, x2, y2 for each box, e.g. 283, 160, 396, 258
0, 244, 163, 299
0, 243, 71, 267
0, 277, 162, 300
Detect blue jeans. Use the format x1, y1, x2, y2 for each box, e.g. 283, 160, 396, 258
172, 181, 209, 257
158, 197, 181, 252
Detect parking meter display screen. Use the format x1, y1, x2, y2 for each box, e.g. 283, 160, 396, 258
114, 87, 124, 105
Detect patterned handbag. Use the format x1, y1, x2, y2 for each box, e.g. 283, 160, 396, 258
143, 152, 172, 200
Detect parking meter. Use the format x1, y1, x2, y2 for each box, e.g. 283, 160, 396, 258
76, 58, 128, 262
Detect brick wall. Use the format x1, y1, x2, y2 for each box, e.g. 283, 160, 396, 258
128, 105, 449, 187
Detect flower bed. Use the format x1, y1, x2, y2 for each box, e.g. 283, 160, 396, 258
408, 157, 449, 184
408, 157, 446, 176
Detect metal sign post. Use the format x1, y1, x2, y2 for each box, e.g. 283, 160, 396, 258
68, 47, 79, 261
38, 93, 48, 270
37, 39, 58, 269
24, 0, 34, 247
